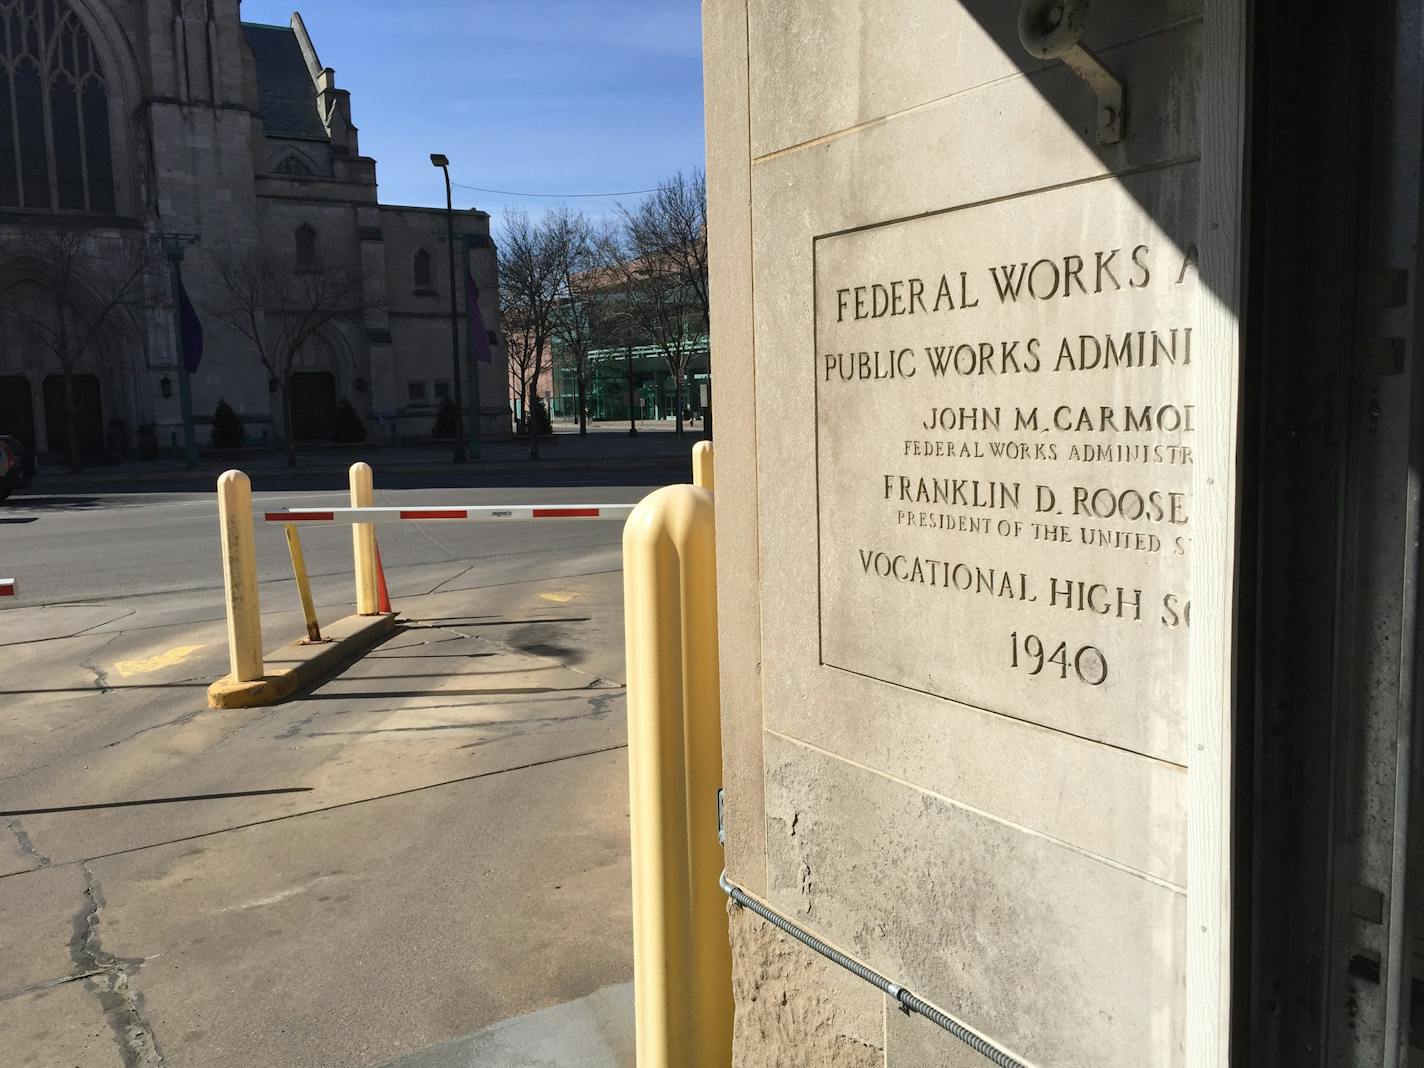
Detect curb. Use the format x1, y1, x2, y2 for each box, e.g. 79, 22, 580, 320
206, 612, 397, 708
29, 453, 694, 492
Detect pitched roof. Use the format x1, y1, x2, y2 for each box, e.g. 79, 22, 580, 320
242, 23, 329, 142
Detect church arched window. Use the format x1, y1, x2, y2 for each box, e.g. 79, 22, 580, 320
0, 0, 115, 213
413, 249, 433, 291
295, 223, 317, 267
274, 154, 314, 177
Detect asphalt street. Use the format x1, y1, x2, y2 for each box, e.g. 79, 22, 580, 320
0, 473, 663, 606
0, 463, 667, 1067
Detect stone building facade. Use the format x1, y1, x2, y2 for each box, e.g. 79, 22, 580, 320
0, 1, 507, 457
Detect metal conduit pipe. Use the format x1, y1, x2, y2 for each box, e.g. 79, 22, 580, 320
719, 871, 1029, 1068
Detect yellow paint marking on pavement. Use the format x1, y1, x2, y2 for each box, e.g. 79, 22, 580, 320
539, 591, 579, 604
113, 644, 206, 677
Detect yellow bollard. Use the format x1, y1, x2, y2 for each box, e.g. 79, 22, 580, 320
691, 440, 714, 492
350, 461, 377, 615
216, 470, 263, 682
623, 483, 732, 1067
284, 524, 322, 643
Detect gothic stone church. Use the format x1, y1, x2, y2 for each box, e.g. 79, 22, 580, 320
0, 1, 506, 456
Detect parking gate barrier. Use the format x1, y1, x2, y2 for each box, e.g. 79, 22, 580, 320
212, 460, 642, 708
263, 504, 638, 525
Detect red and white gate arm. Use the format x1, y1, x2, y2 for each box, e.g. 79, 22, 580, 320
0, 578, 16, 597
262, 504, 638, 525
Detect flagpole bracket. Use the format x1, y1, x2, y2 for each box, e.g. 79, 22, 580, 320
1018, 0, 1125, 145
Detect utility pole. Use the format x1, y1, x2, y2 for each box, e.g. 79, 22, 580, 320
162, 232, 201, 469
430, 153, 467, 463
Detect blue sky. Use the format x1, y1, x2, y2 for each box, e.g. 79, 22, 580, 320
240, 1, 705, 221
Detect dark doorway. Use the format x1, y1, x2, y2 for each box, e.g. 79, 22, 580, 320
0, 376, 35, 449
42, 374, 103, 458
289, 372, 337, 441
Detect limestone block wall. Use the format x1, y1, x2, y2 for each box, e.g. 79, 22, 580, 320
704, 2, 1230, 1065
378, 205, 508, 441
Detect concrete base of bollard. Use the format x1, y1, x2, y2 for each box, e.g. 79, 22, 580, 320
206, 612, 398, 708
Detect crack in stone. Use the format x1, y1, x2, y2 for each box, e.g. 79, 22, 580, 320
70, 863, 165, 1067
8, 817, 51, 868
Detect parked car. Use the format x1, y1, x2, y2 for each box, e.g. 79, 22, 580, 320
0, 436, 37, 488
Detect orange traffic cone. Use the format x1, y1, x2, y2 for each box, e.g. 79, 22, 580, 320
374, 536, 392, 614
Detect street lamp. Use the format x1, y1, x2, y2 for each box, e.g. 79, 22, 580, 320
430, 153, 467, 463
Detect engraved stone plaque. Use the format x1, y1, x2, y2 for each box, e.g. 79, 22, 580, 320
815, 165, 1199, 763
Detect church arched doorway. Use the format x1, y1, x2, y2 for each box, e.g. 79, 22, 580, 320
284, 332, 349, 442
289, 371, 336, 440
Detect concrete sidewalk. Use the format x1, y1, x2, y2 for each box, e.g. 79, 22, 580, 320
0, 536, 636, 1066
376, 983, 634, 1068
18, 423, 707, 495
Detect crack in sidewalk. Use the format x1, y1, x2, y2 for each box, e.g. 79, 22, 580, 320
77, 633, 123, 695
71, 862, 165, 1067
8, 817, 51, 868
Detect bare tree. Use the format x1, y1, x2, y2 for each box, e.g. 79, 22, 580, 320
624, 170, 707, 324
616, 170, 709, 436
0, 228, 160, 471
502, 304, 539, 435
547, 208, 602, 435
497, 209, 563, 459
207, 247, 366, 467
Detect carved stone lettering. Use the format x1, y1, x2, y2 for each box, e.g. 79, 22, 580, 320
814, 166, 1199, 762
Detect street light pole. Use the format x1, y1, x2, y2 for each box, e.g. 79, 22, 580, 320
162, 232, 200, 469
430, 153, 466, 464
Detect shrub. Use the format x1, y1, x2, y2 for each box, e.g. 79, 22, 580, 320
332, 398, 366, 443
529, 396, 552, 435
211, 399, 246, 448
431, 397, 457, 439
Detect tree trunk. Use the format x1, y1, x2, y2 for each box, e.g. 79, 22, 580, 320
281, 377, 297, 467
62, 366, 82, 473
674, 368, 684, 437
528, 381, 541, 460
577, 366, 587, 435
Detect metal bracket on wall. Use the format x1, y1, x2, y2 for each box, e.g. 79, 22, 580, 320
1018, 0, 1125, 145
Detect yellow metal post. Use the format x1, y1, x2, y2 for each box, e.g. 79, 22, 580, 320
691, 440, 714, 492
216, 469, 263, 682
350, 461, 377, 614
284, 524, 322, 642
623, 483, 732, 1066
